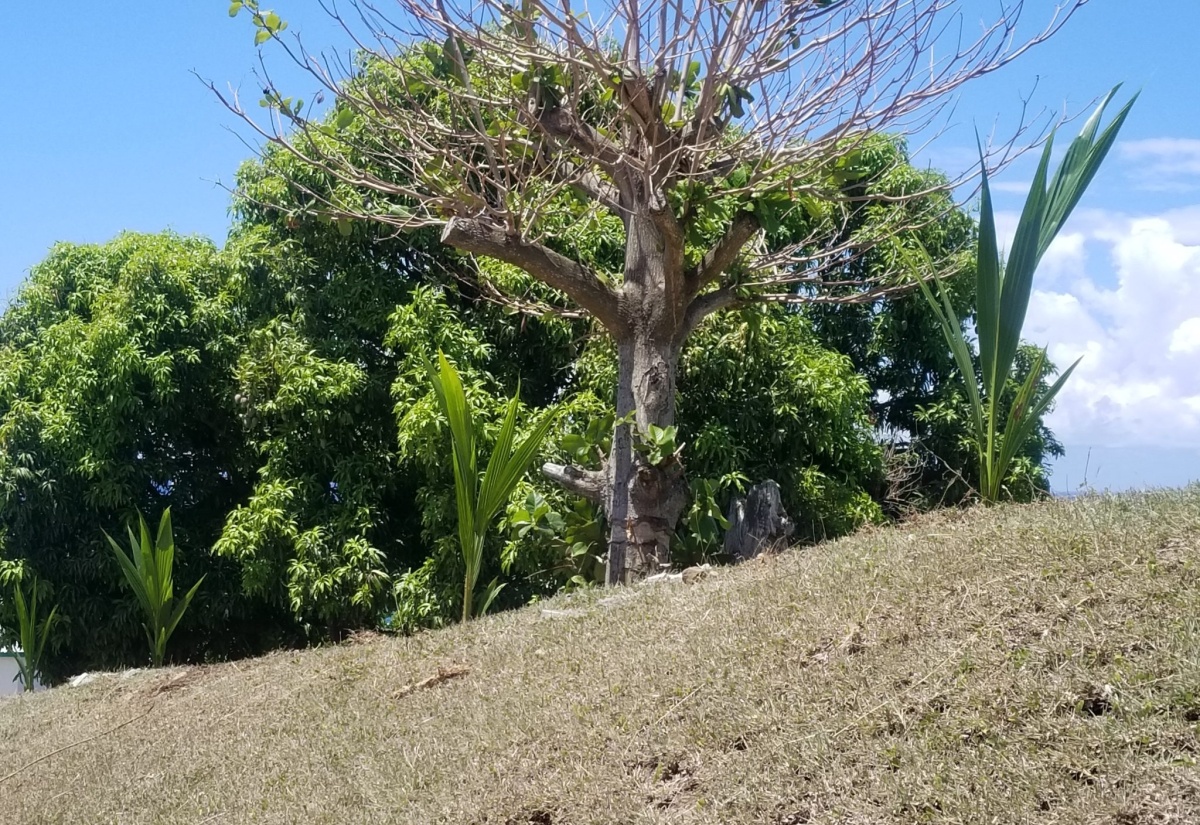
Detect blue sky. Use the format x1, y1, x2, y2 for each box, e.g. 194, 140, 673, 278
2, 2, 1197, 492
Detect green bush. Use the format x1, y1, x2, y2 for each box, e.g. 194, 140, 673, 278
0, 233, 301, 679
678, 307, 885, 544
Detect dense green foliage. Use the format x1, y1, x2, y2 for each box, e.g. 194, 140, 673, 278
11, 576, 56, 692
0, 229, 892, 670
800, 136, 1065, 507
679, 308, 884, 543
213, 170, 435, 632
0, 234, 299, 679
0, 106, 1068, 677
217, 141, 586, 633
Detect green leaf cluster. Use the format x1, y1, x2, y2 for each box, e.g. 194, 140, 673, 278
0, 233, 295, 679
104, 510, 203, 667
632, 424, 681, 467
229, 1, 288, 46
919, 88, 1135, 502
676, 307, 885, 542
10, 576, 57, 692
425, 353, 558, 621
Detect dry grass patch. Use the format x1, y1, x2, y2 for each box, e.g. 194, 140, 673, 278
3, 489, 1200, 823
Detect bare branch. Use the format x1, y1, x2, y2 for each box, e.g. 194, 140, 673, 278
538, 107, 626, 184
441, 218, 625, 332
219, 0, 1088, 351
682, 243, 973, 340
473, 277, 590, 322
686, 211, 760, 294
565, 164, 623, 215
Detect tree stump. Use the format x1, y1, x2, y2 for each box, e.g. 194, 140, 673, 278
723, 480, 794, 562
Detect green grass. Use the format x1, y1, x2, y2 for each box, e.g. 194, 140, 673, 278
3, 489, 1200, 823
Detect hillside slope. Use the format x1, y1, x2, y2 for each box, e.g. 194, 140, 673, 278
3, 490, 1200, 824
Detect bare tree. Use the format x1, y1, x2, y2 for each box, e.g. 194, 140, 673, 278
217, 0, 1086, 584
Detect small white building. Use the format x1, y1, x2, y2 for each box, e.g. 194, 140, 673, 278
0, 649, 41, 696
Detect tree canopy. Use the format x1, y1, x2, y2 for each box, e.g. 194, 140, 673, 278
221, 0, 1083, 582
0, 234, 298, 678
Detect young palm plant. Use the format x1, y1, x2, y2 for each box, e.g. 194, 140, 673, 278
919, 87, 1135, 502
426, 353, 558, 622
105, 509, 204, 667
12, 577, 57, 692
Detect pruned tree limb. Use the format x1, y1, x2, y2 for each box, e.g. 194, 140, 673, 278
538, 107, 626, 188
541, 463, 607, 504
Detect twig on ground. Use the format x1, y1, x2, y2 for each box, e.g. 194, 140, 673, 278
1, 706, 154, 785
393, 665, 470, 699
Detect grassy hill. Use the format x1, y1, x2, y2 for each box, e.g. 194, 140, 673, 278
3, 489, 1200, 824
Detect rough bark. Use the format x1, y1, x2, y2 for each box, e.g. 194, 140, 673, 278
601, 212, 691, 584
540, 463, 607, 504
441, 218, 624, 332
723, 480, 795, 561
606, 336, 690, 584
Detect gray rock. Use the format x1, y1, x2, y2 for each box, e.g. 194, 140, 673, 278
723, 480, 794, 561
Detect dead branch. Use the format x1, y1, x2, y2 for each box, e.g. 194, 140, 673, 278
392, 664, 470, 699
541, 462, 608, 504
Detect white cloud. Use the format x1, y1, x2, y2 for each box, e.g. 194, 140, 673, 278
1120, 138, 1200, 175
1022, 214, 1200, 449
989, 180, 1033, 194
1162, 205, 1200, 245
991, 212, 1089, 287
1170, 317, 1200, 355
1118, 138, 1200, 192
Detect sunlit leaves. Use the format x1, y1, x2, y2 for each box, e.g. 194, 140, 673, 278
0, 233, 263, 675
11, 576, 57, 692
676, 306, 884, 542
717, 82, 755, 119
104, 509, 204, 667
230, 1, 288, 46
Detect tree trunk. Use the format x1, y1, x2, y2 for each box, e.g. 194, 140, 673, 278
605, 213, 690, 585
605, 336, 689, 583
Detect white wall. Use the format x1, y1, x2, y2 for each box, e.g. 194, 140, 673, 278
0, 653, 39, 696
